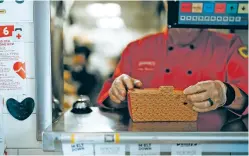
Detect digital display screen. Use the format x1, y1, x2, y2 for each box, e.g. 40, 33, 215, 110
168, 1, 248, 29
178, 1, 248, 26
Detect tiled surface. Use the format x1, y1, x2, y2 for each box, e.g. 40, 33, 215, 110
5, 149, 18, 155
19, 79, 36, 114
0, 1, 33, 22
3, 114, 40, 148
6, 149, 61, 155
22, 23, 34, 43
3, 79, 36, 114
0, 1, 39, 151
24, 79, 36, 103
18, 149, 62, 155
24, 43, 35, 79
0, 23, 34, 42
3, 95, 17, 114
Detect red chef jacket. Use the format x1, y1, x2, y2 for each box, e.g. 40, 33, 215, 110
97, 29, 248, 115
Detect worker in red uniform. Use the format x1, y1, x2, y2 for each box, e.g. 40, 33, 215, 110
97, 28, 248, 124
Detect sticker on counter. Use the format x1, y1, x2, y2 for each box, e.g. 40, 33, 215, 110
104, 133, 120, 143
171, 143, 202, 156
0, 25, 26, 96
130, 143, 160, 155
68, 133, 106, 144
62, 143, 94, 156
95, 144, 125, 156
104, 134, 114, 143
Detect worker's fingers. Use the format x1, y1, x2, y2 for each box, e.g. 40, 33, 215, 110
192, 100, 211, 109
133, 78, 143, 88
121, 75, 134, 90
109, 89, 121, 104
193, 106, 213, 113
186, 91, 209, 102
184, 81, 213, 95
112, 86, 125, 101
114, 78, 127, 97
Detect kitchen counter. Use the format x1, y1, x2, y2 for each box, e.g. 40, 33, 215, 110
42, 107, 248, 154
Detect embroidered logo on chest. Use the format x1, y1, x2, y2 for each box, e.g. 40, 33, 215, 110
238, 46, 248, 58
137, 61, 156, 71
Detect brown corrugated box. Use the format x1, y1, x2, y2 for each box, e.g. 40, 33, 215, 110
128, 121, 197, 132
128, 86, 198, 122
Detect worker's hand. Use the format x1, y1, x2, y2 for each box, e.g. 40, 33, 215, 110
183, 80, 227, 112
109, 74, 142, 104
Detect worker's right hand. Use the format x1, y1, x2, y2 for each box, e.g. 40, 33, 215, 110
109, 74, 142, 104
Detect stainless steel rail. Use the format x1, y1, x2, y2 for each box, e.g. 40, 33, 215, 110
34, 1, 53, 141
43, 132, 248, 153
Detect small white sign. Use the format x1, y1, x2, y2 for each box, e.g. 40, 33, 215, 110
171, 143, 202, 156
62, 143, 94, 156
95, 144, 125, 156
0, 24, 26, 96
130, 143, 160, 155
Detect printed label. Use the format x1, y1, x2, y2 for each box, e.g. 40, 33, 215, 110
171, 143, 202, 156
130, 143, 160, 155
62, 143, 94, 156
95, 144, 125, 156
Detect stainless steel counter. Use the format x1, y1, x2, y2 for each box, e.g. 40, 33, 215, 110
42, 107, 248, 154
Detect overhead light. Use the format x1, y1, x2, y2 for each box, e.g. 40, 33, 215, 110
96, 17, 124, 29
86, 3, 121, 17
86, 3, 104, 17
104, 3, 121, 17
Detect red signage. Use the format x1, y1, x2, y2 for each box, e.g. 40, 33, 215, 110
0, 25, 14, 38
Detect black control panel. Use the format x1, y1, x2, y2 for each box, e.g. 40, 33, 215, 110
168, 1, 248, 29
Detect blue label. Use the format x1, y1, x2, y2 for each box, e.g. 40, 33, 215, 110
203, 2, 215, 13
226, 3, 238, 14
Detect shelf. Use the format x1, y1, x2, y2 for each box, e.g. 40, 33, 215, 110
42, 107, 248, 154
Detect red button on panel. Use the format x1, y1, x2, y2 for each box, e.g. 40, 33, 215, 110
215, 3, 226, 13
181, 2, 192, 13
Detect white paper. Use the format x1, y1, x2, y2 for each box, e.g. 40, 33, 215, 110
95, 144, 125, 156
0, 24, 26, 95
130, 143, 160, 155
171, 143, 202, 156
62, 143, 94, 156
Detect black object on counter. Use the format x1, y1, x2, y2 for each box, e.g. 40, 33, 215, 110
71, 95, 92, 114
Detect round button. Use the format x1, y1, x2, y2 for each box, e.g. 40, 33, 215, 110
189, 44, 195, 50
165, 68, 170, 73
168, 46, 174, 51
187, 70, 192, 75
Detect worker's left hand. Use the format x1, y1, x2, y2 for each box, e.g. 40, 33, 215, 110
183, 80, 227, 112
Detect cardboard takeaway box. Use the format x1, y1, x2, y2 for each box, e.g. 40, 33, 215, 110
128, 86, 198, 122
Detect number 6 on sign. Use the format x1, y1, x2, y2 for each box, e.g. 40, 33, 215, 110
0, 25, 14, 38
3, 27, 8, 36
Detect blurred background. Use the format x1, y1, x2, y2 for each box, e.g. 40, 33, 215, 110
50, 1, 248, 112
